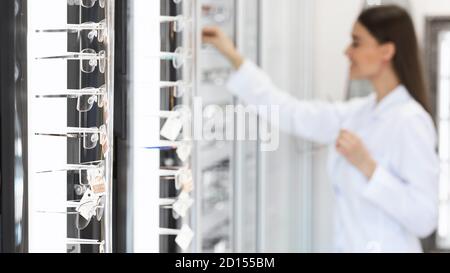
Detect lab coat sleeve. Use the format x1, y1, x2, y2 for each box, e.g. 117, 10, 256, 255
362, 113, 439, 238
226, 60, 365, 144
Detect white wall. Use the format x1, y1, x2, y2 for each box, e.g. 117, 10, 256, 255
314, 0, 362, 101
410, 0, 450, 45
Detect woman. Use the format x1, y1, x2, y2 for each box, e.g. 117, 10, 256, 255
202, 5, 439, 252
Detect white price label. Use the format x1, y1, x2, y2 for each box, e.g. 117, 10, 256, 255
160, 116, 183, 141
77, 189, 96, 220
176, 143, 192, 162
175, 224, 194, 251
173, 192, 194, 218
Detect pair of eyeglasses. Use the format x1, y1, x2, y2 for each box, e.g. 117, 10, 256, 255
36, 20, 107, 43
67, 238, 105, 253
36, 48, 106, 74
159, 167, 193, 191
202, 67, 232, 85
67, 0, 106, 8
67, 238, 105, 246
37, 193, 106, 231
37, 160, 104, 173
153, 110, 183, 119
160, 47, 191, 70
160, 81, 191, 98
202, 4, 231, 23
35, 85, 107, 113
160, 16, 190, 33
160, 224, 194, 251
160, 192, 194, 219
35, 126, 109, 156
150, 109, 190, 121
73, 166, 106, 196
71, 199, 105, 230
36, 160, 106, 195
68, 191, 106, 230
145, 140, 192, 162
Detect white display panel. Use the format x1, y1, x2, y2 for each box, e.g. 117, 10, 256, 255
28, 0, 68, 253
129, 0, 161, 253
128, 0, 197, 253
27, 0, 115, 253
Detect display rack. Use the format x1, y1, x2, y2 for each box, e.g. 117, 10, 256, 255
27, 0, 115, 253
129, 0, 196, 253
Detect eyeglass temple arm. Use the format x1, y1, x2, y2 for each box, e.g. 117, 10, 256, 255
35, 88, 105, 98
159, 228, 181, 236
36, 52, 102, 60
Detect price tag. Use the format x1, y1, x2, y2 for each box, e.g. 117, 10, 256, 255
77, 189, 96, 220
175, 168, 193, 191
160, 116, 183, 141
175, 224, 194, 251
176, 143, 192, 162
90, 176, 106, 194
87, 167, 106, 194
173, 192, 194, 218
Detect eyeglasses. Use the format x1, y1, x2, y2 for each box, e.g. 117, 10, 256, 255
159, 224, 194, 251
37, 191, 106, 231
153, 110, 184, 119
72, 198, 105, 230
160, 16, 190, 33
35, 126, 109, 156
67, 239, 105, 253
159, 167, 193, 192
36, 160, 104, 174
35, 85, 107, 113
202, 67, 232, 85
160, 47, 191, 70
67, 238, 105, 246
36, 20, 107, 43
202, 4, 231, 23
67, 0, 106, 8
160, 81, 191, 98
68, 190, 106, 230
36, 48, 107, 74
145, 140, 192, 162
37, 160, 106, 196
160, 192, 194, 219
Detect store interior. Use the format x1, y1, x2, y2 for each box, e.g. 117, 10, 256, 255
1, 0, 450, 253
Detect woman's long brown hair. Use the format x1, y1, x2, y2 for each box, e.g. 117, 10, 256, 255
358, 5, 431, 114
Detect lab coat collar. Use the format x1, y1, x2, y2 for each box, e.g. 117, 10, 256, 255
370, 85, 411, 118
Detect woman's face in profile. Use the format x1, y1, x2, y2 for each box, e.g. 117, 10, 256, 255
345, 22, 392, 80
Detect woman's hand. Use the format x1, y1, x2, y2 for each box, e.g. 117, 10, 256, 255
336, 130, 377, 180
202, 26, 244, 69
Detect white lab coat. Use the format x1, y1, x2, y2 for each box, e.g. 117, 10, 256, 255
226, 60, 439, 253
